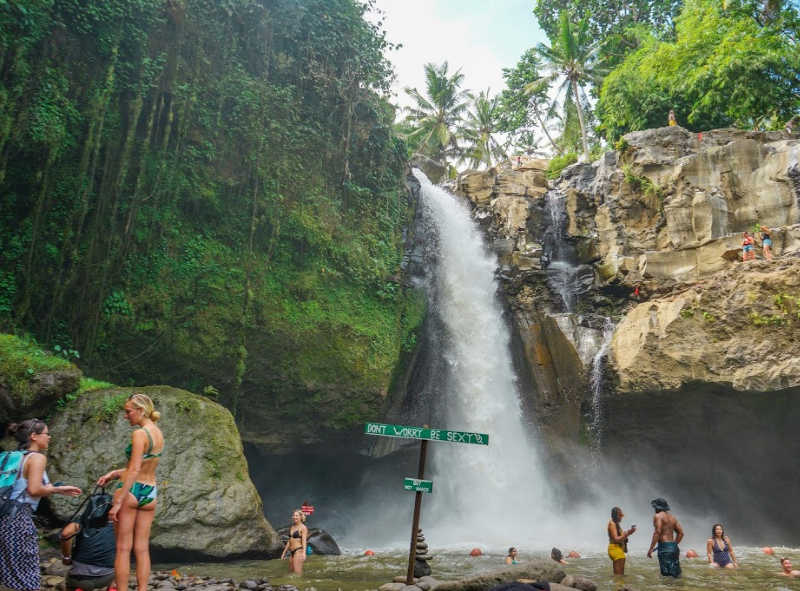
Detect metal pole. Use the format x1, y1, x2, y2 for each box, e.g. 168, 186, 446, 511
406, 439, 428, 584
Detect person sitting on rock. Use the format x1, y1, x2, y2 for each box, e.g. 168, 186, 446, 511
668, 110, 677, 127
780, 557, 800, 576
742, 232, 756, 261
505, 546, 519, 565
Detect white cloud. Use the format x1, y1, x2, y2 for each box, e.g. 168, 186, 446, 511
370, 0, 542, 110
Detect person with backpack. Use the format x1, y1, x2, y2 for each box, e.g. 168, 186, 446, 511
96, 394, 164, 591
59, 487, 116, 591
0, 419, 82, 591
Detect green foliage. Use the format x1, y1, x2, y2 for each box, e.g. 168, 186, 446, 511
0, 0, 417, 433
401, 61, 471, 166
546, 152, 578, 179
534, 0, 682, 41
622, 165, 663, 199
461, 89, 508, 168
533, 12, 609, 161
597, 0, 800, 140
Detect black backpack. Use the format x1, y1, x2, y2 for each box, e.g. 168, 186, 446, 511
64, 486, 113, 535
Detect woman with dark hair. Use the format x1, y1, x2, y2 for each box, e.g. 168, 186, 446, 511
607, 506, 636, 575
0, 419, 82, 591
97, 393, 164, 591
706, 523, 738, 568
505, 547, 519, 565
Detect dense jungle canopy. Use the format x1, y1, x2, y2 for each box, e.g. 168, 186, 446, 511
0, 0, 422, 434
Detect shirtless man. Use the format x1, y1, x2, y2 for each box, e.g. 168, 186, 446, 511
646, 497, 684, 577
780, 558, 800, 577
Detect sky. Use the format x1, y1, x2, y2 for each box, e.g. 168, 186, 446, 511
369, 0, 548, 109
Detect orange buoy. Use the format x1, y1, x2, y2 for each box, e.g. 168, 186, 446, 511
762, 547, 774, 555
567, 551, 580, 559
364, 550, 375, 556
685, 549, 698, 558
469, 548, 482, 557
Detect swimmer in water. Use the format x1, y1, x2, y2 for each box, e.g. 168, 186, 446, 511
505, 547, 519, 565
780, 557, 800, 577
706, 523, 738, 568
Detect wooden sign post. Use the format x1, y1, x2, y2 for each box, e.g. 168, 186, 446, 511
364, 422, 490, 584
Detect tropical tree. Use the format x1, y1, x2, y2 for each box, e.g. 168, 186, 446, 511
402, 61, 472, 165
529, 12, 608, 161
461, 90, 508, 168
498, 48, 563, 155
597, 0, 800, 140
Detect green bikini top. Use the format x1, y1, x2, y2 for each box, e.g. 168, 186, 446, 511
125, 427, 163, 460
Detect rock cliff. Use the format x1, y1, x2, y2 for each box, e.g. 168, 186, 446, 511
454, 128, 800, 535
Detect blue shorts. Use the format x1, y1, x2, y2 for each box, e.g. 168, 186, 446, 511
743, 245, 754, 252
762, 238, 772, 247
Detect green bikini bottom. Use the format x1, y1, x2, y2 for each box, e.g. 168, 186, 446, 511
114, 481, 157, 507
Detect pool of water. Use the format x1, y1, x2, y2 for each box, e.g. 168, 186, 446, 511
158, 547, 800, 591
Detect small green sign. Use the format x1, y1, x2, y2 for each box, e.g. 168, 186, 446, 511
364, 422, 489, 445
403, 477, 433, 493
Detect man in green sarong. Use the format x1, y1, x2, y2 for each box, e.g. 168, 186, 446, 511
646, 497, 684, 577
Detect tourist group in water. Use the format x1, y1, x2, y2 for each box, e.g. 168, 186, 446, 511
599, 497, 799, 579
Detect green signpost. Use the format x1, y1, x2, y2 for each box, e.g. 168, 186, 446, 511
365, 421, 490, 584
403, 477, 433, 493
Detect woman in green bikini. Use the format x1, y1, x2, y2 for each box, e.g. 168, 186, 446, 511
97, 393, 163, 591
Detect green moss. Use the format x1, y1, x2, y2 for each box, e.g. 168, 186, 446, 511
0, 334, 76, 405
546, 152, 578, 179
78, 377, 114, 394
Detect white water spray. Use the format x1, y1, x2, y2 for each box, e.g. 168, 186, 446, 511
413, 170, 560, 547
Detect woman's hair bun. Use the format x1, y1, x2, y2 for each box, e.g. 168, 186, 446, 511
7, 423, 20, 435
150, 410, 162, 422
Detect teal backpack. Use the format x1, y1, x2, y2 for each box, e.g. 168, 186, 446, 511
0, 450, 27, 518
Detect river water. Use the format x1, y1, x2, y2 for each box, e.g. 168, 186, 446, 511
159, 547, 800, 591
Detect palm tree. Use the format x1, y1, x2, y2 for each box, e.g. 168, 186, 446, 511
527, 12, 607, 161
461, 89, 508, 169
403, 62, 472, 166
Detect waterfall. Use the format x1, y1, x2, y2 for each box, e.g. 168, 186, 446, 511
412, 170, 556, 546
589, 317, 614, 450
542, 189, 588, 312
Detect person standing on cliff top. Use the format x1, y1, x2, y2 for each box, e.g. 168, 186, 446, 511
647, 497, 683, 577
668, 110, 677, 127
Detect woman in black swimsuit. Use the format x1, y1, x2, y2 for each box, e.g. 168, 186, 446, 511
280, 509, 308, 575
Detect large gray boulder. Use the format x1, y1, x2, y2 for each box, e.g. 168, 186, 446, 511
46, 386, 279, 559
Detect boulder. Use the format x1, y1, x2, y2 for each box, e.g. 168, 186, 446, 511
0, 334, 82, 424
612, 256, 800, 392
46, 386, 278, 559
432, 561, 565, 591
412, 154, 447, 185
275, 527, 341, 555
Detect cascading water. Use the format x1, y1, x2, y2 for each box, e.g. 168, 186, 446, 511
589, 317, 615, 450
411, 170, 557, 547
542, 189, 587, 312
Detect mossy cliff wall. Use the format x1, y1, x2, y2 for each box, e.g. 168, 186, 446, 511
0, 1, 425, 453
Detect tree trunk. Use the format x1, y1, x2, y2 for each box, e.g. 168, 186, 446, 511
572, 79, 590, 162
534, 108, 562, 155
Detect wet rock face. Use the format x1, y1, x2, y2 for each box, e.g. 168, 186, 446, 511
455, 129, 800, 458
46, 386, 279, 559
612, 256, 800, 392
